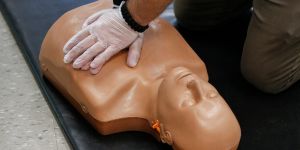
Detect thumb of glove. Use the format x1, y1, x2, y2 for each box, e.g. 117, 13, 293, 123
127, 34, 144, 67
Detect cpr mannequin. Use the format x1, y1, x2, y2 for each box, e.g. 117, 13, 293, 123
39, 0, 241, 149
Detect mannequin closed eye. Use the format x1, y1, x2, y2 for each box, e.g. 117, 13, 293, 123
176, 69, 192, 81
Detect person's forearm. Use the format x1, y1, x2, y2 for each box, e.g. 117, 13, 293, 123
127, 0, 173, 26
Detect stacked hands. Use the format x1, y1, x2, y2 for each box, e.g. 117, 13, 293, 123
63, 8, 144, 74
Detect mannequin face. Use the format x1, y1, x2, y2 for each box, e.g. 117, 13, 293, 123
157, 67, 240, 150
160, 67, 219, 108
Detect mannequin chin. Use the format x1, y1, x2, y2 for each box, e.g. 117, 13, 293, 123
39, 0, 241, 149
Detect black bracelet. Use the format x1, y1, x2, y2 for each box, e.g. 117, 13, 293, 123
113, 0, 123, 8
120, 1, 149, 33
113, 0, 123, 6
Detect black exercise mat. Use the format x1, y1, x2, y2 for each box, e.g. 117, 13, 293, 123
1, 0, 300, 150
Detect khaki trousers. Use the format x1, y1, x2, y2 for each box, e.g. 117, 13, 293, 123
174, 0, 300, 93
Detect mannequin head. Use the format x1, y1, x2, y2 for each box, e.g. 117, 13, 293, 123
156, 67, 240, 150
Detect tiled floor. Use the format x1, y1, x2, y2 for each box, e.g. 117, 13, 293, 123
0, 12, 70, 150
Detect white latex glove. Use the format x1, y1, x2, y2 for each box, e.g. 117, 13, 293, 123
82, 9, 111, 29
63, 8, 144, 74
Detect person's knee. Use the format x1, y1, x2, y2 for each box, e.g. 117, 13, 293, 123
240, 58, 294, 94
240, 0, 300, 94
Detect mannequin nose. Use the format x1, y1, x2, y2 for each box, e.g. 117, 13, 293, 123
188, 77, 218, 102
187, 80, 203, 103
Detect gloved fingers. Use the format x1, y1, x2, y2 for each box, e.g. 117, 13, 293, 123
82, 9, 111, 28
63, 28, 90, 54
127, 34, 144, 67
81, 61, 91, 71
89, 46, 119, 74
64, 35, 97, 64
90, 65, 102, 75
72, 42, 106, 69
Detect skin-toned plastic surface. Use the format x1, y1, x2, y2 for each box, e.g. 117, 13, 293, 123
39, 0, 241, 149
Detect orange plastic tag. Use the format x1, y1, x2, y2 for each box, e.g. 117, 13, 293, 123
151, 120, 161, 134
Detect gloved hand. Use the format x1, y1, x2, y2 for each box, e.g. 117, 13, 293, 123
63, 8, 144, 74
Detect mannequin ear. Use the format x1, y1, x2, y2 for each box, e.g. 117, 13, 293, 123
161, 131, 173, 145
160, 124, 173, 145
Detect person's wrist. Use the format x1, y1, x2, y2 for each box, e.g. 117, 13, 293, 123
126, 1, 149, 26
113, 0, 123, 8
119, 1, 149, 33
